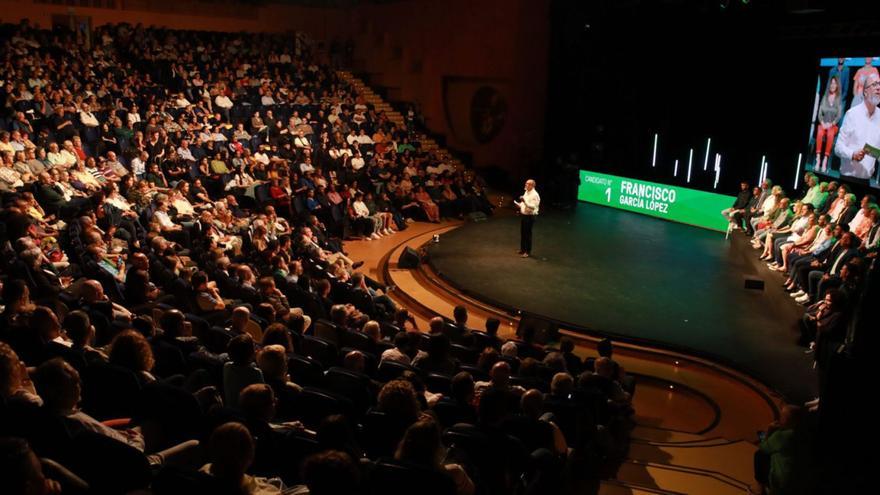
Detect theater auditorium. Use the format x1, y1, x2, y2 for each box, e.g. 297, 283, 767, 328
0, 1, 875, 494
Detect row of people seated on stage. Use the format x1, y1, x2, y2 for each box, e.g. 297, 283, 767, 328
721, 174, 878, 410
723, 175, 878, 495
722, 173, 877, 239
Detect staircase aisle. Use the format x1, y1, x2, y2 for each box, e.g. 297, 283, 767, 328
337, 70, 466, 171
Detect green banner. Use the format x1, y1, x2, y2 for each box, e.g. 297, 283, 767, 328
578, 170, 736, 232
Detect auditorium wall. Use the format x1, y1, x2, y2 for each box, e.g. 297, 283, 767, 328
348, 0, 550, 179
0, 0, 350, 39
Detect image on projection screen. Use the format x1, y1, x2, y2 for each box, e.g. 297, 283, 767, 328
808, 57, 880, 188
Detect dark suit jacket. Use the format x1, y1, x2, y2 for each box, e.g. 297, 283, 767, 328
840, 205, 859, 226
821, 247, 858, 275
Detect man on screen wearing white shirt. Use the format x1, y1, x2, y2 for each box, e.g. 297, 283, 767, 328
515, 179, 541, 258
835, 72, 880, 183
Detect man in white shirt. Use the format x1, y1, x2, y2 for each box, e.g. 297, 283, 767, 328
515, 179, 540, 258
103, 152, 128, 178
350, 152, 365, 171
835, 72, 880, 182
131, 151, 148, 178
79, 103, 99, 128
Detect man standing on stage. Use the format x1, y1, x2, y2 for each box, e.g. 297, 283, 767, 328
516, 179, 541, 258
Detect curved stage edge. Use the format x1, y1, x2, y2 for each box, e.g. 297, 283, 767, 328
363, 219, 785, 443
421, 204, 816, 404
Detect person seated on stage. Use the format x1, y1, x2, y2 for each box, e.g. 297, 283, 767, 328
772, 214, 826, 273
761, 204, 816, 263
800, 173, 825, 210
751, 197, 793, 248
721, 181, 751, 230
783, 223, 842, 291
749, 184, 782, 233
849, 196, 878, 242
823, 184, 848, 220
861, 207, 880, 256
792, 232, 859, 305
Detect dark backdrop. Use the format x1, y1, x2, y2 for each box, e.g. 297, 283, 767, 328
543, 0, 880, 197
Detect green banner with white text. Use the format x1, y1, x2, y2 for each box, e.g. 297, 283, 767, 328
578, 170, 735, 232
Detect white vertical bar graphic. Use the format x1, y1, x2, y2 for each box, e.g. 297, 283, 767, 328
687, 148, 694, 183
794, 154, 802, 190
674, 159, 679, 176
703, 138, 711, 171
652, 133, 658, 168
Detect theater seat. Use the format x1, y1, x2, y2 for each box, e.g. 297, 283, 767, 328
301, 335, 339, 368
80, 362, 142, 420
424, 373, 453, 395
367, 459, 456, 495
323, 367, 375, 415
294, 387, 354, 429
288, 354, 325, 387
376, 360, 415, 382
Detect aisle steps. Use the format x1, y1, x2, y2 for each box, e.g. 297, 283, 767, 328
338, 70, 465, 170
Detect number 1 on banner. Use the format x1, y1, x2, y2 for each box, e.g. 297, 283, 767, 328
605, 187, 611, 203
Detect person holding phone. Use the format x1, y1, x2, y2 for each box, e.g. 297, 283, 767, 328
755, 405, 809, 495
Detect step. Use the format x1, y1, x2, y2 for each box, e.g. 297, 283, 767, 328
616, 460, 752, 495
631, 425, 715, 444
600, 480, 683, 495
627, 441, 758, 492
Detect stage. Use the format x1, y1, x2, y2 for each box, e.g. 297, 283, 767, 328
427, 203, 817, 401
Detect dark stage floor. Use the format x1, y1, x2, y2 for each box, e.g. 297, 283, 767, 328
427, 203, 818, 401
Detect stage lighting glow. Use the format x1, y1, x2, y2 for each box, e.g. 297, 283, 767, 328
687, 148, 694, 183
652, 133, 658, 168
703, 138, 711, 171
794, 154, 802, 190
